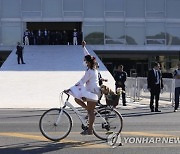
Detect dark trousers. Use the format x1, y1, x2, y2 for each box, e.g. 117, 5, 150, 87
150, 84, 160, 110
17, 55, 24, 64
116, 85, 126, 105
175, 87, 180, 110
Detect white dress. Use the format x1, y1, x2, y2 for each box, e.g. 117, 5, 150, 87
69, 47, 100, 101
70, 69, 101, 102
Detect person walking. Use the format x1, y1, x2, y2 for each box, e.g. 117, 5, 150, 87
147, 62, 163, 112
174, 62, 180, 112
114, 65, 127, 106
16, 42, 25, 64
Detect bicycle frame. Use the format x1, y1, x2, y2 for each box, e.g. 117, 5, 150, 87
65, 100, 88, 126
55, 92, 108, 128
55, 99, 87, 127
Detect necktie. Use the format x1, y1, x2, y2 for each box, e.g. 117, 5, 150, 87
156, 71, 159, 84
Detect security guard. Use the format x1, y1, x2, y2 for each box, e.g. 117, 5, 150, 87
114, 65, 127, 106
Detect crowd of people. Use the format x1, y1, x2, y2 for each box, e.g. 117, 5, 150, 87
23, 29, 82, 45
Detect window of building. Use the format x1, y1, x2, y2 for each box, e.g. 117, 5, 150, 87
42, 0, 62, 17
146, 0, 165, 17
146, 22, 165, 45
126, 22, 145, 45
2, 0, 21, 18
126, 0, 145, 17
63, 0, 83, 17
0, 23, 2, 44
105, 0, 125, 17
83, 23, 104, 45
105, 22, 125, 44
167, 0, 180, 18
63, 0, 83, 11
84, 0, 104, 18
166, 23, 180, 45
22, 0, 41, 17
1, 22, 21, 46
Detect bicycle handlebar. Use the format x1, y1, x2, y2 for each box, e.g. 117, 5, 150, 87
63, 90, 70, 101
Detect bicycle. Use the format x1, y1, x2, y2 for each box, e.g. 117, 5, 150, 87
39, 90, 123, 141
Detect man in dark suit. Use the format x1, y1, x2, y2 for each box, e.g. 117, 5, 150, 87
16, 42, 25, 64
147, 62, 163, 112
114, 65, 127, 106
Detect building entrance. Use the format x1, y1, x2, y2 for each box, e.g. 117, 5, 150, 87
25, 22, 82, 45
96, 52, 149, 77
96, 51, 179, 77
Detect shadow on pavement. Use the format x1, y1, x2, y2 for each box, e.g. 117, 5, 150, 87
122, 110, 174, 117
0, 139, 107, 154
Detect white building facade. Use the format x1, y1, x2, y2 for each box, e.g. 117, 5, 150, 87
0, 0, 180, 76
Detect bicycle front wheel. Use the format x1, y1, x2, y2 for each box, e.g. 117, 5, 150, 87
39, 108, 72, 141
93, 108, 123, 140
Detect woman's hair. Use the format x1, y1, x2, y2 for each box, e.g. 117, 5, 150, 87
84, 55, 96, 69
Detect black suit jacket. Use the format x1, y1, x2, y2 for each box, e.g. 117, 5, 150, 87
16, 45, 24, 55
114, 71, 127, 87
147, 69, 163, 89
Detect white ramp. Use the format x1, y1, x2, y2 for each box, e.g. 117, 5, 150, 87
0, 46, 115, 108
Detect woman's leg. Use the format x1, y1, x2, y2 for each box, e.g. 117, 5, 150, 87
74, 98, 87, 109
87, 101, 96, 134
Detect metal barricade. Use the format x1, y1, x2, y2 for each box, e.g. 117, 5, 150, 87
126, 77, 175, 103
125, 77, 137, 102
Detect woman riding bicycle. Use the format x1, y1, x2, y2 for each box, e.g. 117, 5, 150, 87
66, 41, 101, 135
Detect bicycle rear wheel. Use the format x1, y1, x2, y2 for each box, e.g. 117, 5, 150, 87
93, 108, 123, 140
39, 108, 72, 141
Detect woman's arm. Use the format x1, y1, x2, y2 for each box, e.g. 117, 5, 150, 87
75, 69, 92, 86
82, 41, 90, 56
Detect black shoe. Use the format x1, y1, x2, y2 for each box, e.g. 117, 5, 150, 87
80, 130, 93, 135
123, 104, 127, 106
155, 109, 161, 112
174, 108, 178, 112
22, 62, 26, 64
150, 108, 154, 112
